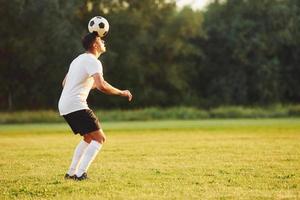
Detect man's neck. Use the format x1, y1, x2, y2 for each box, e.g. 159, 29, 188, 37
87, 50, 101, 59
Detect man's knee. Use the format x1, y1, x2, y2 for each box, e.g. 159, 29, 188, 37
89, 129, 106, 144
83, 134, 92, 143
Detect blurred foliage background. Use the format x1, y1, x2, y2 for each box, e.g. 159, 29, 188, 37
0, 0, 299, 110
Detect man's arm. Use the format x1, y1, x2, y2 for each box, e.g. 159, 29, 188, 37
92, 73, 132, 101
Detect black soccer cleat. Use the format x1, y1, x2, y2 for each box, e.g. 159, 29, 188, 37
75, 172, 88, 181
64, 173, 75, 180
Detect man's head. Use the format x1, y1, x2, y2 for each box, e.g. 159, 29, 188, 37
82, 32, 106, 54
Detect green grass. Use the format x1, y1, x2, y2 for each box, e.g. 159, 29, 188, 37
0, 119, 299, 199
1, 105, 300, 124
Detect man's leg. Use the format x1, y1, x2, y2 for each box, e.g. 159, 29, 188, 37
65, 134, 92, 177
75, 129, 106, 179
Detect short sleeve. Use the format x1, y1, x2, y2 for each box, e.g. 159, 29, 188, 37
86, 59, 103, 76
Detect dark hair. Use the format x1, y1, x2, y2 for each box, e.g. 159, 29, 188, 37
82, 32, 99, 50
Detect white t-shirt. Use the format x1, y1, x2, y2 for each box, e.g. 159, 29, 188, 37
58, 53, 103, 115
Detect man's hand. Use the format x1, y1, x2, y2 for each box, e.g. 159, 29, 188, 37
121, 90, 133, 101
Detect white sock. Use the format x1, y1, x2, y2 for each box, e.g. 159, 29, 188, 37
76, 140, 102, 177
67, 140, 89, 176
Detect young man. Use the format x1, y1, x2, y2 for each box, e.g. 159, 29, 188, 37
58, 32, 132, 181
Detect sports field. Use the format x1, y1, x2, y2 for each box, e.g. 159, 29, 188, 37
0, 119, 299, 199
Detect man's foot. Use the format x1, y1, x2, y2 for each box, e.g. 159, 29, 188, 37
64, 173, 75, 180
75, 172, 88, 181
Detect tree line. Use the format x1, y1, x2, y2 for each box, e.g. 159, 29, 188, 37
0, 0, 299, 110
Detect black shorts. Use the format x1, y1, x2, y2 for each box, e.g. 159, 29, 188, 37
63, 109, 101, 135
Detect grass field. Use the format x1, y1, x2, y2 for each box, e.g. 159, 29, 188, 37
0, 119, 299, 199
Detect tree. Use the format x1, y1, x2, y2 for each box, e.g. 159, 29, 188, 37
0, 0, 83, 109
199, 0, 299, 106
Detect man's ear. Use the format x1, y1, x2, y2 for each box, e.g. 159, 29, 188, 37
93, 42, 99, 50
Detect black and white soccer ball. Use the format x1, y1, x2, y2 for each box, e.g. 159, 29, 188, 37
88, 16, 109, 37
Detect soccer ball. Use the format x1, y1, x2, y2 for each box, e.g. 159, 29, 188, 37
88, 16, 109, 37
